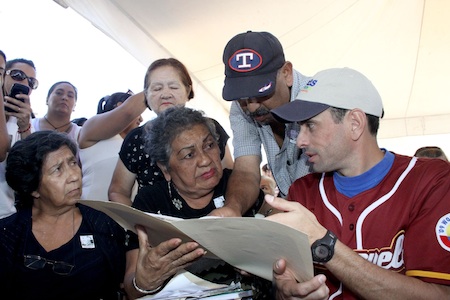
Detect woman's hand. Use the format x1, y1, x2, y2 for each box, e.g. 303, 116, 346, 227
5, 94, 32, 132
133, 225, 207, 291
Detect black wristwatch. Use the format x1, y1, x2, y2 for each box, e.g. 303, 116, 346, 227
311, 230, 337, 264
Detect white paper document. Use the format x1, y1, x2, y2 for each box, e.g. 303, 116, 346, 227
81, 200, 313, 282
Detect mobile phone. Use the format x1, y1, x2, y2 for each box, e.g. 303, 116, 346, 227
5, 83, 30, 112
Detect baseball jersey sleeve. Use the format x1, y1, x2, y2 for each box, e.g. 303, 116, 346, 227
403, 159, 450, 285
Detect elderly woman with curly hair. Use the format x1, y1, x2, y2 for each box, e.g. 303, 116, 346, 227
123, 106, 269, 299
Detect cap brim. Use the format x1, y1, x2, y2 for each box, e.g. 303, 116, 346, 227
271, 100, 330, 123
222, 71, 277, 101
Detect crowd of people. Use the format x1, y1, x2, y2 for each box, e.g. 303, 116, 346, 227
0, 29, 449, 299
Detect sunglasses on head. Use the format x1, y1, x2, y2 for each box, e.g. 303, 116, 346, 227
6, 69, 39, 90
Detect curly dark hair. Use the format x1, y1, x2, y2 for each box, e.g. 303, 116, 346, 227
144, 106, 218, 170
5, 131, 78, 209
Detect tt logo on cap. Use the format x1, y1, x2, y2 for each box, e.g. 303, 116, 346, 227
228, 49, 262, 72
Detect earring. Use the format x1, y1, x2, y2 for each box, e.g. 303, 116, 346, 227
168, 181, 172, 198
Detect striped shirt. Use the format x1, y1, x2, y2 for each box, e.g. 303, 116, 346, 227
230, 69, 312, 197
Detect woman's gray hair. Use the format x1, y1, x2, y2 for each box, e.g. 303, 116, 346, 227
144, 106, 219, 170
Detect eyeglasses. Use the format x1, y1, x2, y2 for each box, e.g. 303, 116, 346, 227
6, 69, 39, 89
24, 254, 74, 275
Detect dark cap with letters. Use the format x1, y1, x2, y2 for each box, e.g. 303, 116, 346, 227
222, 31, 285, 101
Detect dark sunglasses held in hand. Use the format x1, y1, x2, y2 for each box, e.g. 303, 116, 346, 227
6, 69, 39, 89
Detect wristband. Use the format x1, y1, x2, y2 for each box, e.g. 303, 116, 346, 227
132, 277, 164, 295
18, 123, 31, 134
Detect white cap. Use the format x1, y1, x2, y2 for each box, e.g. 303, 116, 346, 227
271, 68, 383, 122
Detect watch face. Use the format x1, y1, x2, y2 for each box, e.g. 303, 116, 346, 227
314, 244, 330, 259
311, 230, 336, 263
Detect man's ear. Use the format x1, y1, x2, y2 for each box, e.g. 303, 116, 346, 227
157, 162, 171, 181
348, 109, 366, 141
281, 61, 294, 87
31, 191, 40, 199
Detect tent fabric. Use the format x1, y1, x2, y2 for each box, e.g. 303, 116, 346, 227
54, 0, 450, 140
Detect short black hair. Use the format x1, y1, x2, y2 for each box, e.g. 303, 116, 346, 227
46, 81, 78, 101
414, 146, 448, 161
97, 92, 132, 114
0, 50, 6, 62
6, 131, 78, 209
329, 107, 379, 135
5, 58, 36, 71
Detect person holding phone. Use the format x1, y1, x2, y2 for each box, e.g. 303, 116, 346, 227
5, 83, 30, 113
0, 57, 38, 219
3, 58, 37, 139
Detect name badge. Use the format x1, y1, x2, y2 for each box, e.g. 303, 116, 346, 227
213, 196, 225, 208
80, 235, 95, 249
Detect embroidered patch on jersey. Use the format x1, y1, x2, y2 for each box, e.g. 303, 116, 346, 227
435, 213, 450, 252
80, 235, 95, 249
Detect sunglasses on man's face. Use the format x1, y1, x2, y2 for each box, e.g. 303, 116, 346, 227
6, 69, 39, 90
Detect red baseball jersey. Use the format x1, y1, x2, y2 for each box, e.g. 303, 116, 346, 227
288, 153, 450, 299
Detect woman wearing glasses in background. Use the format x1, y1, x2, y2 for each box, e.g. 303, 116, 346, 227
0, 131, 128, 299
0, 57, 38, 220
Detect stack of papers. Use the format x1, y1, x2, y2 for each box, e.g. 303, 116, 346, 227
139, 270, 252, 300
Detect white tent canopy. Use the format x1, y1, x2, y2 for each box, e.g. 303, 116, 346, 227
54, 0, 450, 155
